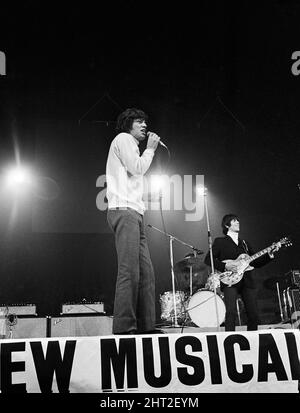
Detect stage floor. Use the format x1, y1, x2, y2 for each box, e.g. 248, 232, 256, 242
160, 323, 293, 334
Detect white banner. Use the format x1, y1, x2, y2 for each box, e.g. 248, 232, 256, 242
0, 329, 299, 393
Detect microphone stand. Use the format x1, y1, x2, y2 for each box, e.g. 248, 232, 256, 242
203, 189, 221, 331
148, 224, 202, 328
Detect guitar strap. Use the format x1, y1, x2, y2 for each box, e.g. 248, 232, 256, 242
242, 239, 249, 254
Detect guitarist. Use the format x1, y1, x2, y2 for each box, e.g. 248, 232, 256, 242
204, 214, 280, 331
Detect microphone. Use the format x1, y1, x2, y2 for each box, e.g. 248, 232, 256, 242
146, 132, 168, 149
159, 140, 168, 149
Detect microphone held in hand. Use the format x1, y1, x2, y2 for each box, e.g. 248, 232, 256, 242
158, 140, 168, 149
146, 132, 168, 149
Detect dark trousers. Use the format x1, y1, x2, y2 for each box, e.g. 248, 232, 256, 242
223, 284, 260, 331
107, 208, 156, 334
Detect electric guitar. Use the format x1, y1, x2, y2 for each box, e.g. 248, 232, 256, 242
217, 237, 292, 286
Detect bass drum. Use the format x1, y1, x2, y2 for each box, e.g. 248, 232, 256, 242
187, 289, 225, 328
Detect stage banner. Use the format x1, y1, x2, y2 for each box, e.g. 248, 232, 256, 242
0, 329, 299, 393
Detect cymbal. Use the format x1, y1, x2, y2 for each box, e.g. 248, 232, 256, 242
263, 277, 289, 290
174, 256, 207, 274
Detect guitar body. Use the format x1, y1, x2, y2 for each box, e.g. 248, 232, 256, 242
214, 237, 291, 287
219, 254, 254, 286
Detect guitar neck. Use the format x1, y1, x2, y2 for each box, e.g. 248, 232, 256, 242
246, 246, 273, 264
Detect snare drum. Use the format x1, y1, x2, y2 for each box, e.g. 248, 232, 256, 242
187, 289, 225, 327
160, 291, 187, 322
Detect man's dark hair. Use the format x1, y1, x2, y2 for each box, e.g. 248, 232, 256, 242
221, 214, 239, 235
116, 108, 148, 133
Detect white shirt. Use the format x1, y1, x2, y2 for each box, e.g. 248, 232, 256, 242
106, 132, 155, 215
227, 229, 239, 245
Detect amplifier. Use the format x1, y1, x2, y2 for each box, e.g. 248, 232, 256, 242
0, 317, 47, 339
285, 269, 300, 287
51, 315, 112, 337
61, 302, 105, 315
283, 288, 300, 321
0, 304, 37, 316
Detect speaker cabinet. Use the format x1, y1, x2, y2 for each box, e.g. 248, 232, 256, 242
285, 270, 300, 288
288, 289, 300, 327
290, 288, 300, 312
50, 315, 113, 337
0, 317, 47, 339
284, 288, 300, 320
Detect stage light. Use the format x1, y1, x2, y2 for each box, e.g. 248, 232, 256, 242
3, 165, 34, 192
149, 174, 168, 193
196, 185, 207, 196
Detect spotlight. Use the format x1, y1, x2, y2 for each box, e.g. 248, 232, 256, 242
149, 174, 168, 194
4, 165, 33, 189
196, 186, 207, 196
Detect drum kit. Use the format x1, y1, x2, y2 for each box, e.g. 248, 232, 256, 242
159, 254, 226, 328
149, 189, 225, 330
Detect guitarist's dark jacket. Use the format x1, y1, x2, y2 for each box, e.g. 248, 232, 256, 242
204, 235, 272, 290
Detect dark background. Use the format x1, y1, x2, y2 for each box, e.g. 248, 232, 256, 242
0, 0, 299, 324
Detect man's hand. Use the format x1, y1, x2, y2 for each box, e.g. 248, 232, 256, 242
147, 132, 160, 150
225, 261, 239, 272
269, 243, 281, 258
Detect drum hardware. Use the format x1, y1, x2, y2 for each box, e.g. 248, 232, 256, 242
284, 288, 292, 321
283, 287, 300, 327
236, 298, 243, 326
174, 256, 207, 274
189, 265, 192, 297
148, 223, 203, 328
202, 188, 221, 331
263, 276, 290, 291
282, 288, 291, 323
276, 281, 285, 323
264, 275, 292, 324
150, 187, 222, 330
174, 255, 208, 297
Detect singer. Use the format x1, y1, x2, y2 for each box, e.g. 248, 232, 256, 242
147, 132, 168, 149
106, 108, 162, 335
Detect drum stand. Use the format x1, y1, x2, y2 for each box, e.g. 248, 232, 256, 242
276, 281, 285, 322
148, 224, 201, 328
236, 299, 242, 326
203, 189, 221, 331
188, 264, 194, 297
